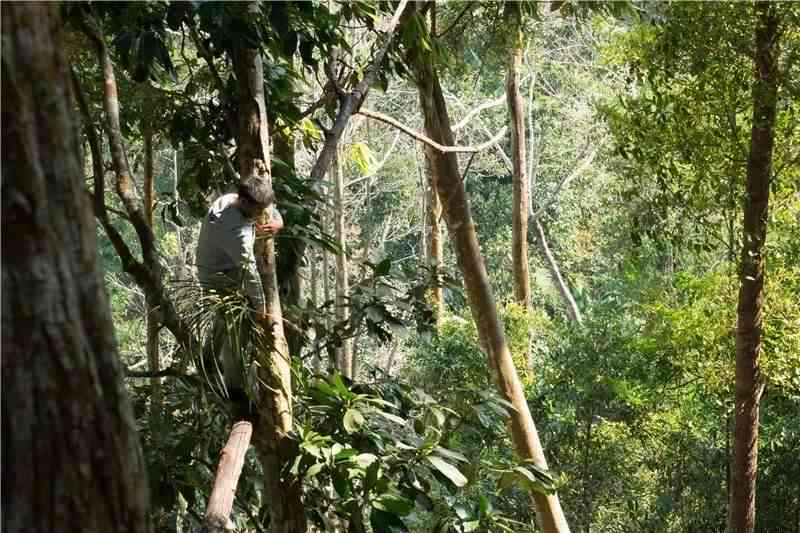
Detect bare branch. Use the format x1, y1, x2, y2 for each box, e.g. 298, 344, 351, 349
436, 3, 472, 39
452, 95, 505, 131
359, 108, 507, 153
530, 148, 597, 221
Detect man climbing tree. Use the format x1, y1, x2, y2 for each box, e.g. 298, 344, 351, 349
195, 176, 284, 420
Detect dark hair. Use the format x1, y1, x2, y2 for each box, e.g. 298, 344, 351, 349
237, 177, 273, 207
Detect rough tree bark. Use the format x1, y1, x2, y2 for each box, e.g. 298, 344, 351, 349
232, 3, 305, 530
1, 4, 150, 532
333, 148, 354, 379
728, 4, 780, 533
410, 9, 571, 533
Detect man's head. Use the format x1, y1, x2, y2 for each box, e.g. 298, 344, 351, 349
237, 177, 273, 219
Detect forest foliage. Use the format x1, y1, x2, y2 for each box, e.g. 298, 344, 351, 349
22, 1, 800, 532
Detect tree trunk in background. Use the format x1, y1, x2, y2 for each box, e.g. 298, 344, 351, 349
232, 3, 305, 530
333, 148, 354, 379
143, 124, 162, 414
423, 147, 445, 329
309, 255, 323, 374
506, 9, 531, 313
322, 201, 335, 369
1, 4, 150, 532
728, 4, 779, 533
411, 13, 571, 533
273, 122, 306, 358
533, 219, 583, 324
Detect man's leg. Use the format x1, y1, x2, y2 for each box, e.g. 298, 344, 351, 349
221, 316, 256, 422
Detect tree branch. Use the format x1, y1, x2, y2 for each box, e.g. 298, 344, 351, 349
530, 148, 597, 221
359, 108, 507, 154
452, 95, 506, 131
435, 3, 472, 39
309, 0, 412, 183
79, 14, 198, 352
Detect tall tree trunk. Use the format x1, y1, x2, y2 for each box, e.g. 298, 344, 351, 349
506, 10, 531, 312
423, 147, 445, 329
1, 4, 150, 532
333, 148, 354, 379
143, 124, 162, 414
232, 3, 305, 531
410, 14, 571, 533
728, 4, 779, 533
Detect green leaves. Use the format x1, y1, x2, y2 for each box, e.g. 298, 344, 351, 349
497, 464, 556, 495
371, 509, 409, 533
351, 142, 377, 176
426, 455, 468, 487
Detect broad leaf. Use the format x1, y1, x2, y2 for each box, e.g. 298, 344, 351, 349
426, 455, 468, 487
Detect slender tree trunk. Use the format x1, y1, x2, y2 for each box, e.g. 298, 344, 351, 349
506, 13, 531, 312
333, 148, 354, 379
78, 14, 196, 353
533, 219, 582, 324
143, 125, 162, 414
273, 122, 306, 358
410, 14, 571, 533
310, 254, 323, 374
423, 147, 445, 329
232, 4, 305, 530
728, 4, 779, 533
203, 422, 253, 533
322, 200, 335, 369
1, 4, 150, 532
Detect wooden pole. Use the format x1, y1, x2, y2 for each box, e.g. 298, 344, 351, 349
203, 422, 253, 533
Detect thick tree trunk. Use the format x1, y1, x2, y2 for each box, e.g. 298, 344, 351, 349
203, 422, 253, 533
333, 148, 354, 379
1, 4, 150, 532
232, 4, 305, 531
728, 4, 779, 533
143, 125, 162, 413
423, 147, 445, 329
411, 15, 571, 533
506, 18, 531, 312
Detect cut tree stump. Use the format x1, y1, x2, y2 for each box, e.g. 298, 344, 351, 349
202, 421, 253, 533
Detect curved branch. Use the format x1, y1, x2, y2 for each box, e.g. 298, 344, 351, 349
435, 3, 472, 39
530, 149, 597, 221
359, 108, 507, 153
452, 95, 505, 131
